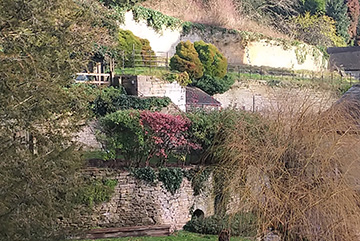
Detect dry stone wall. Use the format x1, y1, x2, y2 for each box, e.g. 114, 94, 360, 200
86, 168, 214, 231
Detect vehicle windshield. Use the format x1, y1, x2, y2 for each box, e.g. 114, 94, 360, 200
75, 75, 89, 81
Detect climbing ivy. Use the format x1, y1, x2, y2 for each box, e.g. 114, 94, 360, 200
295, 44, 308, 64
183, 167, 211, 196
132, 6, 183, 32
158, 168, 184, 195
131, 166, 157, 185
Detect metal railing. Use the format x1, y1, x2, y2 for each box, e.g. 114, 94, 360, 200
118, 50, 170, 75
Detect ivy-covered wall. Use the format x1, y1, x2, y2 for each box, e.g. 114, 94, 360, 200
85, 168, 215, 231
119, 10, 327, 71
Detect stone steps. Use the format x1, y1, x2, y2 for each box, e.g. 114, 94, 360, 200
85, 225, 172, 239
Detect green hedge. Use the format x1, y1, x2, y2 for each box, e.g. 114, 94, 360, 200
183, 213, 257, 237
92, 87, 171, 116
191, 74, 235, 95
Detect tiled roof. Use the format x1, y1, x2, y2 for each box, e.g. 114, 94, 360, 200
186, 87, 221, 106
328, 47, 360, 71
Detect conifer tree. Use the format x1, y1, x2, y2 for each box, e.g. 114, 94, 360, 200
326, 0, 351, 43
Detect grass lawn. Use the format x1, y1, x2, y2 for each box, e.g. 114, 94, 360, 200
80, 231, 252, 241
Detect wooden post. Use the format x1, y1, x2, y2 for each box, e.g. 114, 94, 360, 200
132, 44, 136, 75
122, 51, 125, 74
166, 52, 169, 69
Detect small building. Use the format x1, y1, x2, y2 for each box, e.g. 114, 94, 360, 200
122, 75, 186, 112
328, 47, 360, 79
185, 87, 222, 112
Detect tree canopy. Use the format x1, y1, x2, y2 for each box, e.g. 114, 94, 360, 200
0, 0, 112, 240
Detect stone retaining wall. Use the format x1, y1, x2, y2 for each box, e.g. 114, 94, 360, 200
86, 168, 214, 231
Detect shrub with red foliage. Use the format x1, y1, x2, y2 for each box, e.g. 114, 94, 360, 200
140, 111, 201, 165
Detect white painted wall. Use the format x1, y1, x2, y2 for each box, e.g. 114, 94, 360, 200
136, 76, 186, 112
119, 11, 182, 53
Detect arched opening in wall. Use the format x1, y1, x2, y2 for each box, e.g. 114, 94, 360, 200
192, 209, 204, 219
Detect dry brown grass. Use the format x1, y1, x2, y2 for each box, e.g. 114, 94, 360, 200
141, 0, 289, 40
213, 97, 360, 240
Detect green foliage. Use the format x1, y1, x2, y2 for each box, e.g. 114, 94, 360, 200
291, 12, 346, 46
132, 6, 184, 32
186, 110, 266, 165
92, 87, 171, 117
0, 0, 105, 239
170, 41, 204, 79
76, 178, 118, 208
194, 40, 228, 79
99, 110, 197, 166
100, 0, 145, 8
99, 110, 145, 163
158, 168, 184, 195
191, 74, 235, 95
131, 167, 157, 185
183, 168, 211, 196
326, 0, 350, 43
117, 29, 142, 67
163, 72, 192, 86
139, 38, 156, 66
78, 230, 251, 240
183, 213, 257, 237
299, 0, 326, 14
116, 29, 155, 67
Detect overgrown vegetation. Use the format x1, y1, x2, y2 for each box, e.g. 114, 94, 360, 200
170, 40, 204, 79
98, 110, 199, 166
142, 0, 360, 46
194, 40, 228, 79
133, 6, 184, 31
0, 0, 112, 240
210, 96, 360, 240
76, 178, 118, 207
131, 166, 212, 195
183, 167, 212, 195
192, 74, 235, 95
116, 29, 156, 67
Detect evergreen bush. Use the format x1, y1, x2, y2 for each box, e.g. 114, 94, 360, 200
194, 40, 228, 79
192, 74, 235, 95
183, 213, 257, 237
169, 41, 204, 79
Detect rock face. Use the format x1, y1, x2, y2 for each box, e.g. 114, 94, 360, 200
86, 168, 214, 231
120, 11, 327, 71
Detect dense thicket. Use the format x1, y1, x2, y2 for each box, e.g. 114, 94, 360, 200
0, 0, 114, 240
